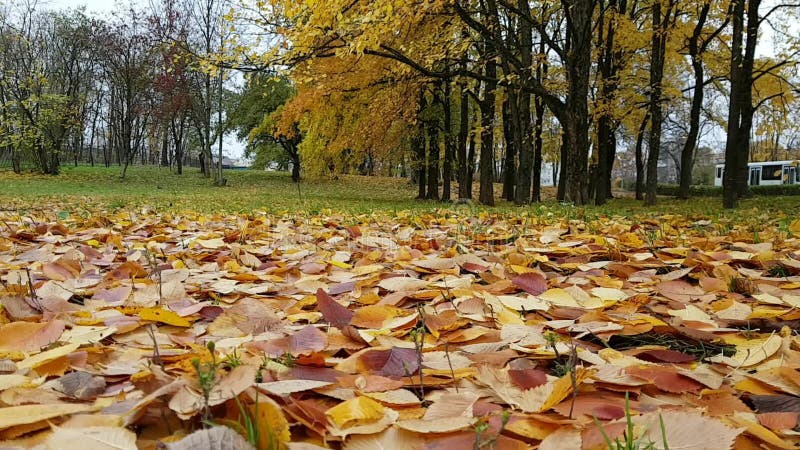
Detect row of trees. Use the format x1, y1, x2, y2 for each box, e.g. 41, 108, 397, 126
2, 1, 799, 208
0, 0, 233, 183
228, 0, 799, 207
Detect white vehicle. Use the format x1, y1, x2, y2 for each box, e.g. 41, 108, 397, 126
714, 160, 800, 187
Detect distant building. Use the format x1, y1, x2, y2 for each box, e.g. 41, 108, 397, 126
212, 157, 250, 170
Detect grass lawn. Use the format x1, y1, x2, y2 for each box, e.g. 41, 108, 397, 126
1, 165, 798, 222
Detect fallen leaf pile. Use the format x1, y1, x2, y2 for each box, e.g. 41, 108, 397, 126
1, 207, 800, 449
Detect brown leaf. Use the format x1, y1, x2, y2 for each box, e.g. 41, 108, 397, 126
552, 392, 628, 420
508, 368, 548, 390
47, 371, 106, 400
103, 261, 148, 281
358, 347, 419, 377
0, 320, 64, 352
750, 394, 800, 413
634, 349, 696, 363
208, 298, 283, 337
91, 286, 132, 306
0, 296, 41, 320
625, 366, 703, 394
512, 272, 548, 296
251, 325, 327, 357
658, 280, 706, 303
757, 412, 799, 431
168, 365, 258, 417
315, 288, 353, 329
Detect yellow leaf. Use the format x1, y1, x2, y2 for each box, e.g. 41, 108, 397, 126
509, 264, 533, 274
505, 417, 560, 440
16, 343, 79, 370
540, 367, 593, 412
251, 398, 291, 450
45, 426, 138, 450
539, 288, 580, 308
733, 378, 776, 395
0, 403, 95, 429
325, 396, 385, 429
747, 307, 787, 319
711, 334, 783, 367
789, 219, 800, 237
138, 307, 191, 327
726, 414, 794, 449
327, 260, 351, 269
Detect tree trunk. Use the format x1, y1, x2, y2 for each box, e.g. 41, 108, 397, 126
645, 0, 672, 206
478, 49, 497, 205
512, 0, 534, 205
679, 52, 704, 199
457, 89, 470, 199
11, 150, 20, 174
635, 112, 649, 200
467, 133, 476, 192
723, 0, 746, 209
679, 2, 716, 200
414, 127, 426, 199
734, 0, 759, 200
594, 0, 616, 205
562, 0, 594, 205
442, 79, 453, 202
531, 38, 548, 203
161, 127, 170, 168
502, 95, 516, 201
415, 92, 429, 199
426, 111, 440, 200
557, 133, 567, 201
532, 91, 545, 203
290, 153, 301, 182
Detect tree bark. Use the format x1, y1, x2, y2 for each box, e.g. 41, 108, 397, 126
562, 0, 594, 204
426, 100, 440, 200
635, 112, 649, 200
594, 0, 621, 205
723, 0, 746, 208
414, 126, 427, 199
644, 0, 673, 206
502, 95, 516, 201
442, 79, 453, 202
457, 78, 471, 199
479, 57, 497, 206
531, 37, 548, 203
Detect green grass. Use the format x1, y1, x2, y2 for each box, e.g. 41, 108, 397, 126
1, 165, 799, 220
0, 165, 427, 214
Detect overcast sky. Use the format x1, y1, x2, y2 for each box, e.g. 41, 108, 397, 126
46, 0, 122, 15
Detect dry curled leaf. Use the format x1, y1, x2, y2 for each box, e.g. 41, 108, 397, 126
163, 426, 255, 450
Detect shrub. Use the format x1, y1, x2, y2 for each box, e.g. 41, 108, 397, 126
647, 184, 800, 197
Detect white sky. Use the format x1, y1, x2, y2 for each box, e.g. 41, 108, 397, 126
45, 0, 123, 16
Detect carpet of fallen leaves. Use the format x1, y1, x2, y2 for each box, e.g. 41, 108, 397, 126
2, 206, 800, 450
